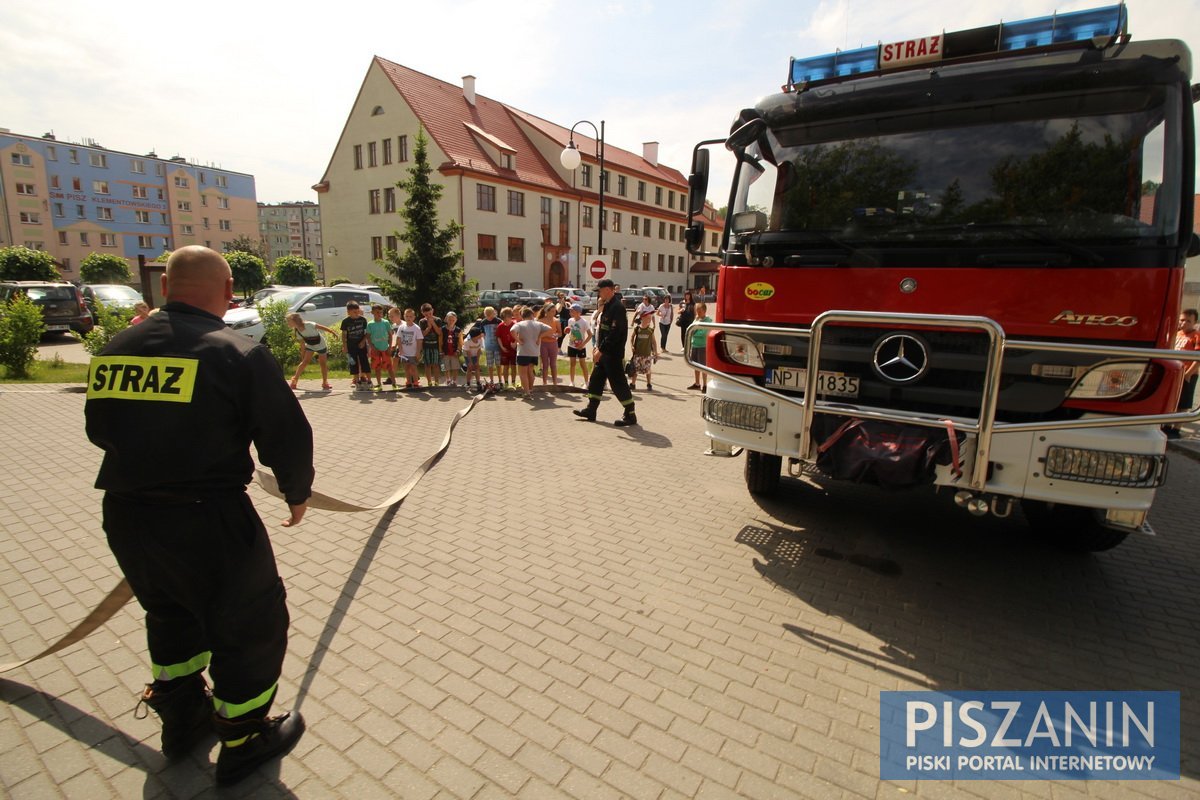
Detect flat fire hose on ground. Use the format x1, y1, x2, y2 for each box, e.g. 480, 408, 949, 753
0, 384, 514, 673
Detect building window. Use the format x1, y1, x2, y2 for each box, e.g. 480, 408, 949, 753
219, 219, 232, 231
617, 175, 627, 196
630, 215, 639, 235
368, 189, 381, 214
97, 207, 113, 220
181, 225, 193, 235
80, 232, 90, 245
658, 254, 665, 271
203, 217, 209, 229
612, 212, 621, 232
68, 149, 79, 164
507, 190, 524, 216
655, 187, 663, 205
23, 241, 45, 250
478, 234, 497, 260
15, 183, 35, 195
668, 255, 675, 271
218, 197, 229, 209
76, 204, 86, 218
11, 153, 32, 166
679, 225, 686, 241
382, 138, 392, 165
89, 152, 107, 168
386, 235, 398, 252
499, 152, 514, 170
629, 250, 637, 270
137, 235, 153, 248
540, 197, 551, 227
201, 195, 208, 206
177, 201, 191, 212
58, 232, 68, 245
155, 163, 165, 176
711, 231, 719, 248
19, 212, 40, 224
669, 224, 676, 241
72, 177, 82, 191
53, 203, 64, 218
398, 135, 408, 162
157, 188, 165, 200
202, 172, 209, 185
132, 185, 147, 199
131, 158, 145, 173
45, 146, 57, 161
668, 190, 676, 209
643, 218, 651, 237
600, 170, 609, 192
160, 213, 169, 224
368, 141, 377, 167
477, 184, 496, 212
559, 200, 569, 222
582, 245, 592, 261
581, 164, 592, 188
582, 206, 593, 228
642, 252, 649, 270
101, 233, 117, 247
136, 210, 151, 223
613, 250, 621, 269
353, 144, 363, 169
49, 175, 60, 189
216, 175, 227, 188
174, 176, 189, 188
507, 237, 525, 262
384, 187, 395, 213
638, 181, 646, 201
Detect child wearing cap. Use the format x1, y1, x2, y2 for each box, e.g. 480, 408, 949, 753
462, 327, 484, 391
563, 303, 592, 387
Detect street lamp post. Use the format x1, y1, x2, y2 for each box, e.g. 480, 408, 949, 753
560, 120, 604, 288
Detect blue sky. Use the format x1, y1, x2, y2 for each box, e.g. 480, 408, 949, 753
3, 0, 1197, 204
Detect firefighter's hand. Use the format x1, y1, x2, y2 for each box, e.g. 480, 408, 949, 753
282, 503, 307, 527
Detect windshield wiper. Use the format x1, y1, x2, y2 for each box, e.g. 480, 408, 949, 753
900, 222, 1104, 266
748, 231, 879, 266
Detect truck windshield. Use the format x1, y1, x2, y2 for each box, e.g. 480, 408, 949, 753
738, 82, 1184, 262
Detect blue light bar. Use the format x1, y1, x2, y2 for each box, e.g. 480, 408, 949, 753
786, 4, 1129, 88
789, 46, 879, 85
1000, 4, 1126, 50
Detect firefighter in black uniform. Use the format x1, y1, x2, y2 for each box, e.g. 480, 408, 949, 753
574, 278, 637, 426
84, 246, 314, 786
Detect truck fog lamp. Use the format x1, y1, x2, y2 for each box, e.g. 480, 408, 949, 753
1068, 362, 1146, 399
1044, 446, 1166, 488
702, 398, 769, 432
720, 334, 764, 368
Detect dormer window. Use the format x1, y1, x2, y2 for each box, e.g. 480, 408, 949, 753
500, 152, 514, 170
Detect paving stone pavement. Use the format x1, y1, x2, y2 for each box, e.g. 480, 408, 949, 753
1, 350, 1198, 799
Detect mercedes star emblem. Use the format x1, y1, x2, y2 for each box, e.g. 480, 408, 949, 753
899, 277, 918, 293
872, 333, 930, 384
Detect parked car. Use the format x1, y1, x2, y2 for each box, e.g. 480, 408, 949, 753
514, 289, 553, 307
475, 290, 520, 310
548, 288, 598, 312
620, 286, 669, 310
243, 285, 293, 308
332, 282, 384, 293
0, 281, 94, 335
223, 286, 388, 342
81, 284, 144, 314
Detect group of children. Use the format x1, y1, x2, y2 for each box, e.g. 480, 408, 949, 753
285, 295, 707, 395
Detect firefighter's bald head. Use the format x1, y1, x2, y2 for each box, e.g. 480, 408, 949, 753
163, 246, 234, 317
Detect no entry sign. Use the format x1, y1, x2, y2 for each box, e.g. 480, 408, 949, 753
589, 256, 609, 280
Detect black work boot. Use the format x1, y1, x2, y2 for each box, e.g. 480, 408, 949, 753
573, 400, 599, 422
136, 674, 213, 759
213, 711, 306, 786
614, 407, 638, 427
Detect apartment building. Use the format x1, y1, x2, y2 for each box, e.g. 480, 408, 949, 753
258, 201, 324, 275
314, 59, 695, 293
0, 129, 257, 278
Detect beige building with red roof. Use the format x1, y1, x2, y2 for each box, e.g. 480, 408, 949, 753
314, 58, 697, 294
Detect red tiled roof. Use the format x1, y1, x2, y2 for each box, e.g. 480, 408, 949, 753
372, 57, 688, 193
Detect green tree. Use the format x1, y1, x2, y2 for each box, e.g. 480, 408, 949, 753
226, 251, 269, 300
224, 234, 267, 260
79, 252, 133, 284
272, 255, 318, 286
327, 275, 352, 287
0, 246, 60, 282
0, 293, 45, 378
374, 129, 469, 315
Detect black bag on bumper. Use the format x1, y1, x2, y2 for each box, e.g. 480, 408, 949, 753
815, 418, 964, 489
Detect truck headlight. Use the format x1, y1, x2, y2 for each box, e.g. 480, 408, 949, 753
720, 333, 763, 368
1068, 362, 1147, 399
230, 318, 261, 330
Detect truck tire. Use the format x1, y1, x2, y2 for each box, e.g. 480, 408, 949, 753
1021, 500, 1129, 552
745, 451, 782, 496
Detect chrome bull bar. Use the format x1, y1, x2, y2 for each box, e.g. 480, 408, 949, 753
685, 311, 1200, 492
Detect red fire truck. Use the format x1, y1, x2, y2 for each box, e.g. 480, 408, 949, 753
683, 4, 1200, 551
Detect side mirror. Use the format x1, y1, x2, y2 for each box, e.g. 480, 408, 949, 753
726, 118, 767, 151
684, 223, 706, 255
688, 149, 709, 217
301, 303, 317, 312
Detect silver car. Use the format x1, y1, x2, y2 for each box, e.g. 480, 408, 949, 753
223, 286, 389, 342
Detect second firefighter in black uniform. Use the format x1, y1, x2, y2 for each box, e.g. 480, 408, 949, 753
574, 278, 637, 426
84, 246, 314, 786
